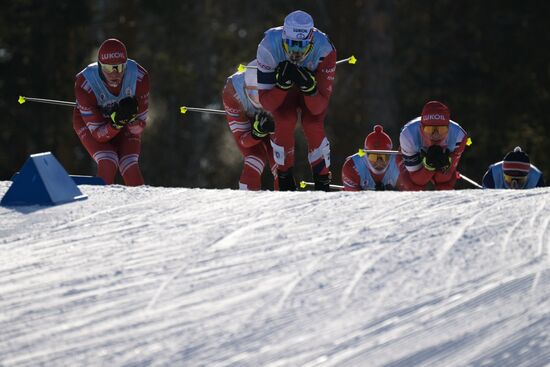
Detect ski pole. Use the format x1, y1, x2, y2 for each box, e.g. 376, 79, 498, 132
336, 55, 358, 65
238, 55, 358, 72
357, 149, 400, 157
179, 106, 226, 115
457, 172, 482, 189
18, 95, 76, 107
299, 181, 344, 191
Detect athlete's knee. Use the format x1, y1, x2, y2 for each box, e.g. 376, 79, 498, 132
119, 154, 144, 186
240, 155, 264, 190
96, 156, 118, 185
308, 137, 331, 171
271, 140, 294, 170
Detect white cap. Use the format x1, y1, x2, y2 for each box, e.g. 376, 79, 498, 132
244, 60, 262, 109
282, 10, 314, 41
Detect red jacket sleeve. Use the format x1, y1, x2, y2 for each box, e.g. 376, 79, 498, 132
434, 134, 468, 184
341, 157, 362, 191
259, 85, 288, 113
127, 65, 150, 135
408, 164, 436, 187
303, 49, 336, 116
222, 80, 261, 149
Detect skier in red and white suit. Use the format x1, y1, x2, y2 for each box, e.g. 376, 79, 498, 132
256, 10, 336, 191
222, 60, 278, 190
342, 125, 402, 191
398, 101, 468, 190
73, 38, 149, 185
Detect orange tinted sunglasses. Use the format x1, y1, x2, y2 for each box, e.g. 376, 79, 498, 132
367, 153, 389, 163
423, 125, 449, 135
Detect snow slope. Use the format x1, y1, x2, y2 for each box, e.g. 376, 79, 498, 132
1, 181, 549, 367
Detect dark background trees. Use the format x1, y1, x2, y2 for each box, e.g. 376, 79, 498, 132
1, 0, 548, 188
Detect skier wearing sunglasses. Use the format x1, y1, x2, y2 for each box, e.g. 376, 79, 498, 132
398, 101, 469, 190
482, 146, 544, 189
256, 10, 337, 191
73, 38, 149, 185
341, 125, 402, 191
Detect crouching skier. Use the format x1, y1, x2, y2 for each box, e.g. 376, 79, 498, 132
222, 60, 278, 190
482, 146, 544, 189
73, 38, 149, 185
256, 10, 337, 191
398, 101, 468, 191
342, 125, 402, 191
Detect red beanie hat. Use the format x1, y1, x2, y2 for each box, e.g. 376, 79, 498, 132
364, 125, 392, 150
98, 38, 127, 65
421, 101, 450, 126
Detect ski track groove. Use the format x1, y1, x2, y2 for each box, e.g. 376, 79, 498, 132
319, 267, 547, 367
432, 195, 520, 298
1, 189, 183, 246
354, 227, 431, 319
272, 223, 368, 314
340, 243, 401, 310
271, 257, 324, 314
146, 201, 311, 313
145, 222, 257, 311
356, 195, 479, 317
531, 214, 550, 294
536, 215, 550, 259
501, 217, 525, 254
337, 195, 427, 310
528, 200, 546, 229
436, 199, 498, 262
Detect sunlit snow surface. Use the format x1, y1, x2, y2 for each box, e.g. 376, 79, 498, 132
1, 181, 549, 367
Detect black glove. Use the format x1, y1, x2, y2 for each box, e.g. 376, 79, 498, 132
251, 111, 275, 139
275, 61, 297, 90
294, 67, 317, 95
111, 97, 138, 129
423, 145, 451, 171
